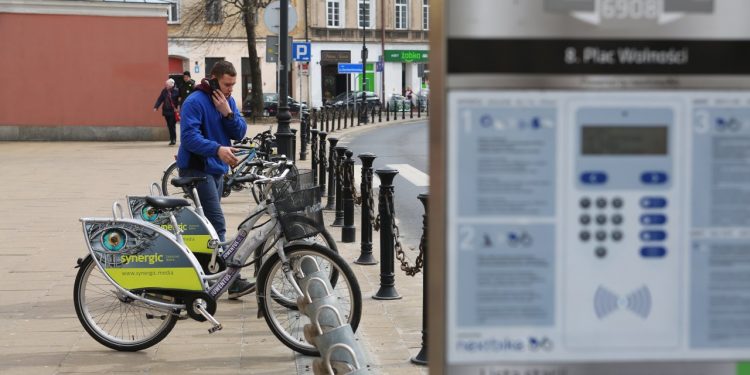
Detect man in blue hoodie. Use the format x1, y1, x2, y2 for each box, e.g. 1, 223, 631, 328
177, 61, 252, 299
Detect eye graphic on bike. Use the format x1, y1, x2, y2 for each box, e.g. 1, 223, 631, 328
141, 206, 159, 222
101, 229, 127, 252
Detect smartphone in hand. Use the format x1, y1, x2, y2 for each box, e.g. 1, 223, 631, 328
209, 78, 220, 92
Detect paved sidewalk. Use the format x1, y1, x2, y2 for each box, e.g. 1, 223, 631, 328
0, 117, 428, 374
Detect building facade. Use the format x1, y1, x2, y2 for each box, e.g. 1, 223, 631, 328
0, 0, 170, 141
308, 0, 429, 107
166, 0, 429, 110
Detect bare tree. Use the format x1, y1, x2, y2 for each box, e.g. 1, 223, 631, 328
180, 0, 272, 117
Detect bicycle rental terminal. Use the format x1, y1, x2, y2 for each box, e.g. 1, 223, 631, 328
430, 1, 750, 374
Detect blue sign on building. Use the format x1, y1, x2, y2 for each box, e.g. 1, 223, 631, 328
338, 63, 364, 74
292, 42, 311, 61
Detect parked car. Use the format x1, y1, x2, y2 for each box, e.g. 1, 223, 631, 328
242, 93, 278, 117
242, 93, 307, 117
329, 91, 381, 111
324, 92, 351, 108
388, 94, 410, 111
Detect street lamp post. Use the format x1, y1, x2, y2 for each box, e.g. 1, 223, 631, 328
360, 2, 368, 124
276, 0, 293, 159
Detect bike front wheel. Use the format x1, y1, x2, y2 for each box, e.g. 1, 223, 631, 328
73, 255, 178, 351
256, 244, 362, 356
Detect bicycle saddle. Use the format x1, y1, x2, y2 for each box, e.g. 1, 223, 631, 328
145, 196, 191, 210
171, 176, 207, 188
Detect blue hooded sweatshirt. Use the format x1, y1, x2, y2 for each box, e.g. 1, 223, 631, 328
176, 83, 247, 176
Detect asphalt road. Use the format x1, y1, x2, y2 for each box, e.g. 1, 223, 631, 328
339, 120, 429, 245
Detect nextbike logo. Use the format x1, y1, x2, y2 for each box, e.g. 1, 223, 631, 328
457, 337, 553, 353
120, 253, 165, 265
457, 338, 524, 353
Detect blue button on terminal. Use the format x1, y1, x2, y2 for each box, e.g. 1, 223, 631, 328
640, 230, 667, 241
641, 247, 667, 258
640, 197, 667, 208
641, 214, 667, 225
641, 171, 669, 185
581, 172, 608, 185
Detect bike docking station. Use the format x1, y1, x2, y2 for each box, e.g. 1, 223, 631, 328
430, 1, 750, 374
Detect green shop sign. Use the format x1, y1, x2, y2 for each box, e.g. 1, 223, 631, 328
384, 50, 429, 63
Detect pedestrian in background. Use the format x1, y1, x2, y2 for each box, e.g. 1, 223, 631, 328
405, 86, 416, 107
179, 71, 195, 107
153, 78, 179, 146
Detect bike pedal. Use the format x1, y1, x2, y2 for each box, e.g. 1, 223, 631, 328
145, 313, 168, 321
208, 324, 223, 334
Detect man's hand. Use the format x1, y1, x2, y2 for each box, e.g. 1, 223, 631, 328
217, 146, 239, 167
211, 90, 231, 117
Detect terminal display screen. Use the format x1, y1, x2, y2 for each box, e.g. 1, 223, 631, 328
582, 126, 668, 155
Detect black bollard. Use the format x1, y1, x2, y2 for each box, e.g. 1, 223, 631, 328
378, 104, 382, 122
373, 169, 402, 300
386, 102, 390, 121
318, 132, 328, 197
410, 102, 414, 119
411, 193, 429, 365
331, 145, 348, 227
325, 137, 339, 210
311, 129, 319, 185
324, 109, 330, 133
312, 108, 318, 133
305, 111, 312, 144
344, 107, 348, 129
371, 107, 375, 124
342, 150, 356, 242
401, 102, 405, 120
417, 100, 422, 119
355, 153, 378, 265
291, 128, 298, 163
300, 113, 308, 160
337, 108, 342, 130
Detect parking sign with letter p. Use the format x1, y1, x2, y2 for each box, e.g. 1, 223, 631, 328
292, 42, 311, 61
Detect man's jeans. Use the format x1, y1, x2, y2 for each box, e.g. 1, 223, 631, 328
179, 168, 226, 241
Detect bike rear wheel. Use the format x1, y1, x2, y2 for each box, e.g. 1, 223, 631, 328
256, 244, 361, 356
73, 255, 178, 351
161, 162, 184, 197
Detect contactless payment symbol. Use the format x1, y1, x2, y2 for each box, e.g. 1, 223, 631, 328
594, 285, 652, 320
101, 229, 127, 252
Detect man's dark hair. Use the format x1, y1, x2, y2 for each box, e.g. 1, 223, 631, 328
210, 61, 237, 78
183, 71, 191, 77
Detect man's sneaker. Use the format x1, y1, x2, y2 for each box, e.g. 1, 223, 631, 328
228, 277, 255, 300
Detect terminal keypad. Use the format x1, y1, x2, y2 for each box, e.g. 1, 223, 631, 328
579, 196, 624, 258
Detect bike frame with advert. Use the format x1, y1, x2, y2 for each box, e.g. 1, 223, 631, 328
75, 169, 361, 354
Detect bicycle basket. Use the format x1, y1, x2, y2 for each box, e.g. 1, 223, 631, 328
275, 186, 324, 241
270, 169, 316, 199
